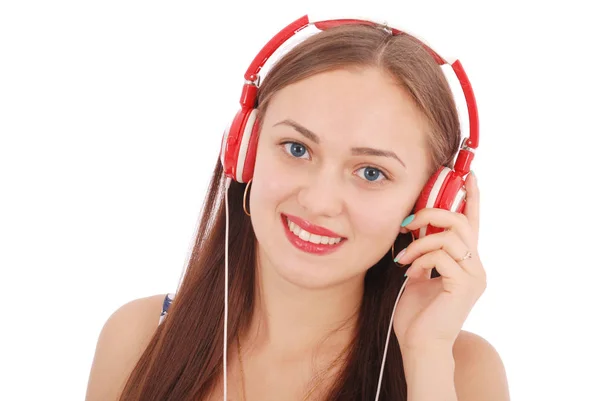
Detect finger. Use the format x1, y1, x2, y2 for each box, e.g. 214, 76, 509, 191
401, 208, 474, 249
398, 226, 410, 234
405, 249, 467, 282
395, 230, 469, 266
464, 171, 480, 240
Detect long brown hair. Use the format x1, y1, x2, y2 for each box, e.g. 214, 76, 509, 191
119, 23, 461, 401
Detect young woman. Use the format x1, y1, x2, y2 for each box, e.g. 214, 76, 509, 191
86, 16, 509, 401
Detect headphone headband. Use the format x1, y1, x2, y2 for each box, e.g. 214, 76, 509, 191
240, 14, 479, 151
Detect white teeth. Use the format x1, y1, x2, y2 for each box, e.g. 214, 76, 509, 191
292, 224, 301, 236
299, 230, 310, 241
308, 234, 322, 244
287, 218, 342, 245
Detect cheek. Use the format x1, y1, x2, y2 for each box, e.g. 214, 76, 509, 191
350, 193, 415, 241
249, 147, 296, 211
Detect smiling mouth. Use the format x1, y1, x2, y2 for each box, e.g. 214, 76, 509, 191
285, 216, 343, 245
280, 214, 346, 255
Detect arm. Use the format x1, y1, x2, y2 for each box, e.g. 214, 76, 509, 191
402, 330, 510, 401
403, 345, 458, 401
84, 294, 166, 401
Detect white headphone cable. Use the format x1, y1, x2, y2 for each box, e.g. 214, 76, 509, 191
223, 176, 232, 401
373, 277, 409, 400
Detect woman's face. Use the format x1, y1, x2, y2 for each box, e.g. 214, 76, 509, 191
250, 67, 432, 288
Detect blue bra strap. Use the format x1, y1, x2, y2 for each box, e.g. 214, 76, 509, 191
158, 293, 175, 326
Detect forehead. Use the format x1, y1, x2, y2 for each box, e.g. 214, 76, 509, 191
261, 67, 429, 160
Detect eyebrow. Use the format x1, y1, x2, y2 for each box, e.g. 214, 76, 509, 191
273, 119, 407, 168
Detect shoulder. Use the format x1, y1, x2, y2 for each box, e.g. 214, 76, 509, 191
85, 294, 169, 401
452, 330, 510, 400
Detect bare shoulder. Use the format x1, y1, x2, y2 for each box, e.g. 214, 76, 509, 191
452, 330, 510, 400
85, 294, 167, 401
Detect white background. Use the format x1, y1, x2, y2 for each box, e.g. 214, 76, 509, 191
1, 0, 599, 400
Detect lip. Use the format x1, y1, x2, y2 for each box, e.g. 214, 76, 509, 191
283, 214, 344, 238
281, 214, 346, 255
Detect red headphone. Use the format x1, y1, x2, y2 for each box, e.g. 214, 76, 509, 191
220, 15, 479, 239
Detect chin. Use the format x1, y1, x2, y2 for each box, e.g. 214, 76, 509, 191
267, 244, 367, 291
273, 258, 342, 289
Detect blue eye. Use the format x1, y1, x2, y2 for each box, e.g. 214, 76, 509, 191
357, 166, 386, 182
283, 142, 309, 159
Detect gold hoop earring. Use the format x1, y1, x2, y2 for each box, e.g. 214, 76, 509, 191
243, 178, 252, 217
391, 230, 415, 266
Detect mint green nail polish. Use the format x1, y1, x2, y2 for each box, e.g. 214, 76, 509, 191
401, 214, 414, 227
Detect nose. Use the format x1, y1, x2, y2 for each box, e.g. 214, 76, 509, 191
297, 169, 344, 218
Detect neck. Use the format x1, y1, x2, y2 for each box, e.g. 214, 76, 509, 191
242, 251, 364, 360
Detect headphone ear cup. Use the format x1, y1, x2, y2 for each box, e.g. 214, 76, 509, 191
221, 108, 245, 179
239, 110, 260, 183
411, 166, 468, 240
412, 167, 452, 239
221, 108, 257, 182
437, 170, 467, 214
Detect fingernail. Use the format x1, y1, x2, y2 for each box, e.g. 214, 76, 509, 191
401, 214, 415, 227
393, 248, 407, 263
404, 269, 409, 278
470, 170, 476, 178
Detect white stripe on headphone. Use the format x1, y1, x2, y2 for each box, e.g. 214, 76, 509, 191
220, 124, 230, 168
440, 63, 470, 145
420, 167, 451, 238
258, 26, 320, 82
451, 187, 466, 212
236, 109, 258, 183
